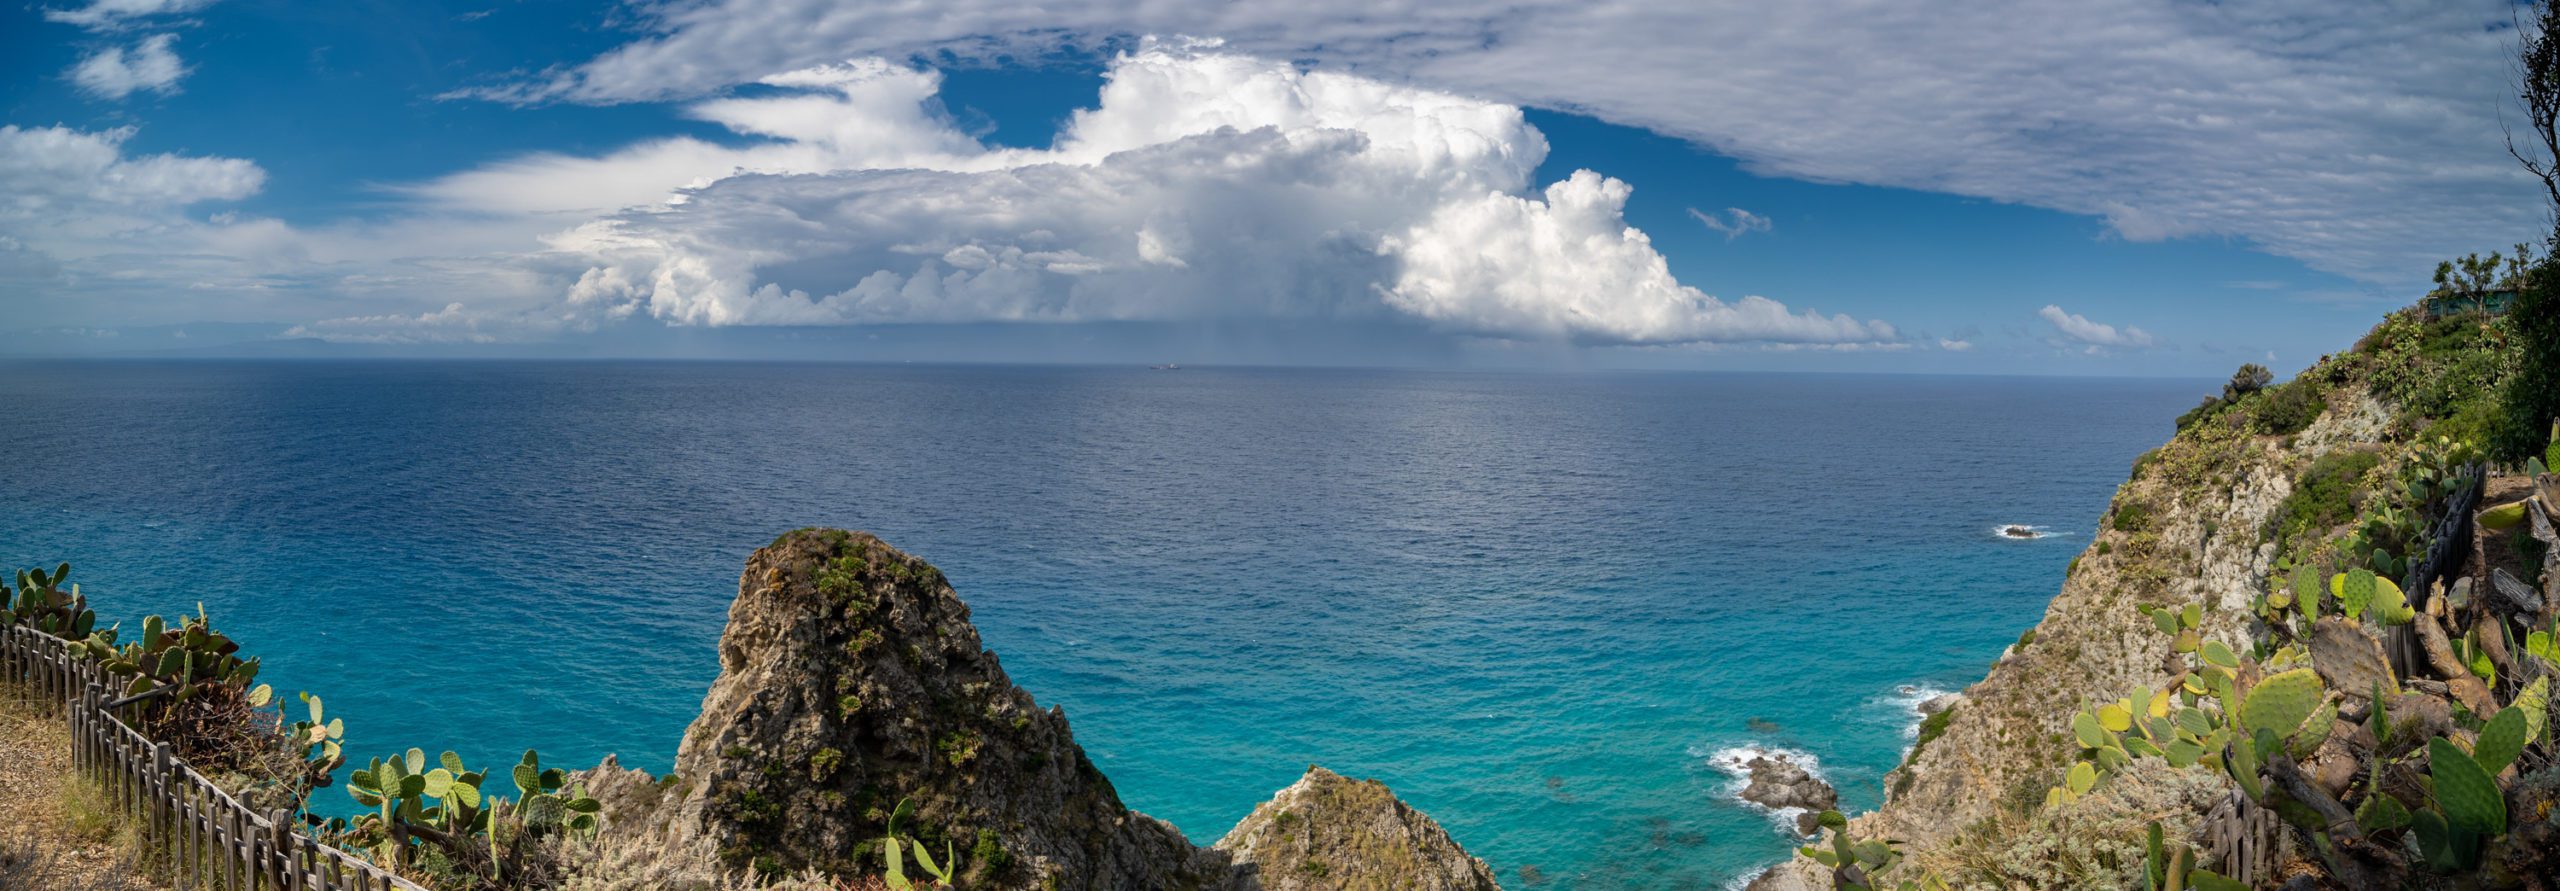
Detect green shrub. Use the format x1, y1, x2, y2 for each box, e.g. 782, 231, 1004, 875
2271, 450, 2379, 545
2248, 380, 2327, 435
971, 828, 1013, 877
2493, 260, 2560, 464
2111, 501, 2155, 534
2173, 397, 2228, 432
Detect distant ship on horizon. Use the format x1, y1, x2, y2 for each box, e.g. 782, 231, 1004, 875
1150, 363, 1181, 370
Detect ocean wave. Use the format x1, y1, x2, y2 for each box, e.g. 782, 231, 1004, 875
1989, 523, 2072, 540
1882, 683, 1952, 739
1696, 744, 1826, 838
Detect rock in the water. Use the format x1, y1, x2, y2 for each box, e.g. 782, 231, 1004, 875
1738, 755, 1837, 835
1214, 766, 1500, 891
648, 529, 1231, 888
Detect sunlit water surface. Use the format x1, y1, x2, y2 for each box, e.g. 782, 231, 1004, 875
0, 362, 2198, 888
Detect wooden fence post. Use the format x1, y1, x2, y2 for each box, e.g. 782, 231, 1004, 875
149, 740, 173, 881
271, 807, 301, 891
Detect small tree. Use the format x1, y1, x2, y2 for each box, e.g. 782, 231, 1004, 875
2498, 3, 2560, 464
2430, 252, 2506, 317
2223, 363, 2273, 401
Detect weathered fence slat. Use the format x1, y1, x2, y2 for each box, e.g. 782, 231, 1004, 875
2, 625, 424, 891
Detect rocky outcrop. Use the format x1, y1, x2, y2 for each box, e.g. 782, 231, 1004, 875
573, 528, 1499, 891
646, 528, 1225, 888
1216, 767, 1499, 891
1736, 755, 1838, 835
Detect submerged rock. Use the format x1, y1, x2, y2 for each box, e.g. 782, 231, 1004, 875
574, 528, 1498, 890
1216, 766, 1500, 891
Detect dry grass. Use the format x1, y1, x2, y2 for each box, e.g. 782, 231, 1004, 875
0, 688, 165, 890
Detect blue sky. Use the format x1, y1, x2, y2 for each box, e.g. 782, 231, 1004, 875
0, 0, 2544, 375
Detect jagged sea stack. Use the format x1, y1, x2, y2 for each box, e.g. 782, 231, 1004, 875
654, 528, 1228, 888
569, 528, 1507, 891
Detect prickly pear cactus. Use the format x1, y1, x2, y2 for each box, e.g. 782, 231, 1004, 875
2239, 669, 2323, 743
2425, 738, 2505, 835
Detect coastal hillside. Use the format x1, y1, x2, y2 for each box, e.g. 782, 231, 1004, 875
1759, 304, 2560, 888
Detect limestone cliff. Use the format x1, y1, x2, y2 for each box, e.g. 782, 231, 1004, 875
567, 528, 1500, 891
1864, 394, 2395, 853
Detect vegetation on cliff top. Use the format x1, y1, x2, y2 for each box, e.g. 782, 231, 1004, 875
2, 564, 606, 891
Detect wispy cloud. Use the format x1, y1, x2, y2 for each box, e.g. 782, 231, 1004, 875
43, 0, 214, 30
2038, 304, 2157, 351
1687, 206, 1771, 241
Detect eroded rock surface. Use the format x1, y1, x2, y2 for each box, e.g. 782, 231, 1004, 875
653, 529, 1229, 888
1215, 766, 1500, 891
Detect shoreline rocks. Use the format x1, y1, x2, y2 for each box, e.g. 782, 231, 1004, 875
1737, 753, 1838, 836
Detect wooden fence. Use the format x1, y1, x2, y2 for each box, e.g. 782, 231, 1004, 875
2384, 461, 2489, 677
2, 623, 428, 891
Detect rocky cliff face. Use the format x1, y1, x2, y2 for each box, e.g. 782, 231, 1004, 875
569, 528, 1499, 891
1858, 397, 2392, 854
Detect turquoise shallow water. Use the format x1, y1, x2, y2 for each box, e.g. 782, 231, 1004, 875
0, 361, 2197, 888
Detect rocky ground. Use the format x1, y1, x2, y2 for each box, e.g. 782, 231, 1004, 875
0, 689, 163, 890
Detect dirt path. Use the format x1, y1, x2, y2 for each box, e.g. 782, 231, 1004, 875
0, 688, 162, 890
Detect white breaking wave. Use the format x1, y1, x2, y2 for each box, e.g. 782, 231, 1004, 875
1990, 523, 2073, 540
1882, 683, 1952, 740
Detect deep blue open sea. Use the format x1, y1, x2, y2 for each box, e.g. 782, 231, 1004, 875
0, 361, 2198, 888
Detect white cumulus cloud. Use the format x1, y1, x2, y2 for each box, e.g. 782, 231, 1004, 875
0, 124, 260, 226
1393, 175, 1882, 342
512, 44, 1894, 346
68, 34, 188, 100
2038, 304, 2156, 351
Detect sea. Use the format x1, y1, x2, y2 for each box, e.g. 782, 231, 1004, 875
0, 361, 2200, 889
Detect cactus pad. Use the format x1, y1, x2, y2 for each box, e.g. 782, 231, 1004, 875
2427, 737, 2505, 834
2471, 707, 2527, 776
2240, 669, 2323, 745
